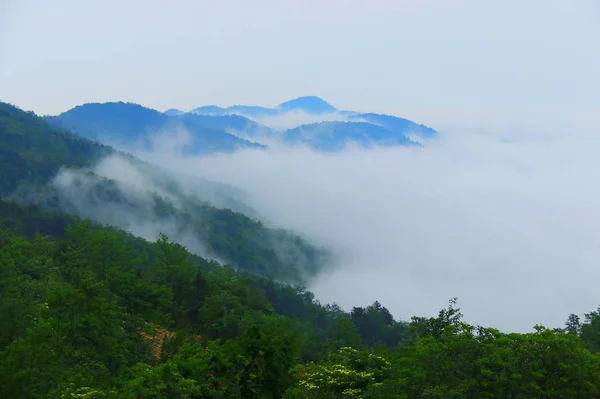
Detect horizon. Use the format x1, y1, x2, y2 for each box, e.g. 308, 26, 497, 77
2, 1, 598, 121
10, 95, 341, 116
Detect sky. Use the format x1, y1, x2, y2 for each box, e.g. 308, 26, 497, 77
3, 0, 600, 331
1, 0, 599, 119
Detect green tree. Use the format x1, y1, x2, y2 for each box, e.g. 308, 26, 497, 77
286, 347, 391, 399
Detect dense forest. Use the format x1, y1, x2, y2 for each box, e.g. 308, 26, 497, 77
2, 202, 600, 398
3, 101, 600, 397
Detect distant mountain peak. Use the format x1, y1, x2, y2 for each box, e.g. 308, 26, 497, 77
277, 96, 336, 114
190, 105, 225, 115
164, 108, 184, 116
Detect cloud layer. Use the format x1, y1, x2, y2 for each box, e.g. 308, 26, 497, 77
50, 161, 216, 261
126, 110, 600, 332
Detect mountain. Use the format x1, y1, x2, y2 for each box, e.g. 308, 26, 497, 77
164, 108, 184, 116
179, 113, 273, 138
191, 95, 335, 119
277, 96, 336, 114
1, 101, 330, 282
48, 98, 438, 154
2, 201, 600, 398
352, 113, 438, 139
47, 102, 267, 154
190, 105, 226, 115
186, 96, 438, 150
0, 102, 112, 196
282, 121, 419, 151
191, 104, 277, 118
226, 105, 277, 118
3, 101, 600, 399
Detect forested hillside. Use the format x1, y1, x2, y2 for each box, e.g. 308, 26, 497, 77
0, 102, 111, 196
0, 101, 329, 282
2, 201, 600, 398
3, 101, 600, 398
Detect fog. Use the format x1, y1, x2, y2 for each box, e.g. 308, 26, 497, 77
49, 165, 216, 261
111, 109, 600, 333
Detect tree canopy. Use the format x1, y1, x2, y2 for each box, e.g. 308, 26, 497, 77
2, 206, 600, 398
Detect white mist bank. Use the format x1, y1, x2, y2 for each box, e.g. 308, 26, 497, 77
50, 158, 219, 261
126, 109, 600, 332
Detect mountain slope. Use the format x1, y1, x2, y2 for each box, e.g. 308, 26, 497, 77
282, 121, 418, 151
352, 113, 438, 139
2, 201, 599, 398
164, 108, 184, 116
1, 101, 330, 282
190, 105, 227, 115
47, 98, 438, 154
277, 96, 336, 114
179, 113, 273, 137
47, 102, 266, 153
186, 96, 438, 150
0, 200, 420, 397
191, 95, 335, 118
192, 104, 277, 118
0, 101, 113, 196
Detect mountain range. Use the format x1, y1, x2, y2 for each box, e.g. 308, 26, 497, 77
1, 101, 330, 282
3, 97, 600, 398
0, 95, 438, 281
46, 102, 267, 154
46, 96, 438, 153
189, 95, 338, 117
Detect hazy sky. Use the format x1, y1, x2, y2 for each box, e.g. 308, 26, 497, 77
1, 0, 599, 117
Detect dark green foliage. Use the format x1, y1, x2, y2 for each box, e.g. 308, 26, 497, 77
0, 205, 360, 398
351, 300, 411, 348
2, 100, 600, 398
0, 101, 329, 283
0, 102, 111, 196
192, 205, 331, 280
0, 199, 72, 239
1, 201, 600, 398
576, 307, 600, 353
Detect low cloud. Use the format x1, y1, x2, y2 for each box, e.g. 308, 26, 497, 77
50, 165, 217, 260
127, 108, 600, 332
40, 149, 325, 280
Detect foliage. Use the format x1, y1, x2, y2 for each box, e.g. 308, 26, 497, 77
2, 208, 600, 398
0, 205, 379, 398
0, 102, 111, 197
285, 347, 391, 398
2, 101, 600, 398
0, 101, 329, 283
